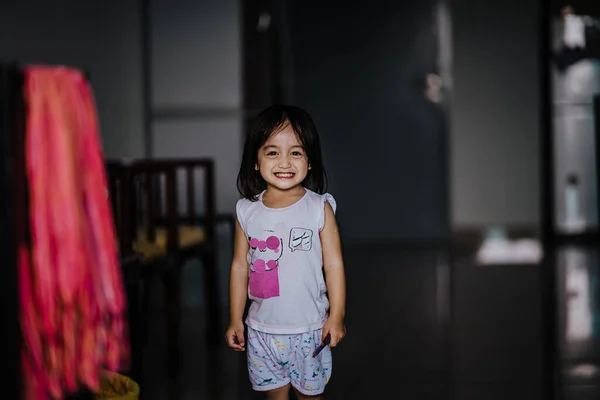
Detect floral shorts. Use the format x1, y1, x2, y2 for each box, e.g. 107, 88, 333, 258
246, 326, 332, 396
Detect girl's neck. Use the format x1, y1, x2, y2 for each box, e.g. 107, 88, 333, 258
262, 185, 306, 208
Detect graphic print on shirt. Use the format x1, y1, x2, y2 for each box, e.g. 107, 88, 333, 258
288, 227, 314, 252
248, 235, 284, 299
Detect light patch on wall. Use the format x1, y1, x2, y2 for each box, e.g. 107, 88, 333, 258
257, 12, 271, 32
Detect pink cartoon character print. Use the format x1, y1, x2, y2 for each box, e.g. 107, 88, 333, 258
248, 235, 283, 299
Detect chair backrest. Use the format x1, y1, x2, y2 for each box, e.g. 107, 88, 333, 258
105, 158, 217, 256
105, 160, 136, 257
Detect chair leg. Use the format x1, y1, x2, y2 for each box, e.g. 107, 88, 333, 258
201, 250, 221, 345
125, 280, 143, 385
162, 264, 182, 379
140, 272, 153, 345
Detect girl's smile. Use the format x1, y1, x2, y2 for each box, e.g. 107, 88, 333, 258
274, 172, 296, 179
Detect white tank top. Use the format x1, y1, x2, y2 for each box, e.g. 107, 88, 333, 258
236, 189, 336, 334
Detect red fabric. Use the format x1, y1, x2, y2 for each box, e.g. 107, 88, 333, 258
19, 66, 128, 399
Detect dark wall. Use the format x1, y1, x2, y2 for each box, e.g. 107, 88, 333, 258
451, 0, 541, 229
286, 0, 543, 237
550, 0, 600, 16
287, 0, 449, 242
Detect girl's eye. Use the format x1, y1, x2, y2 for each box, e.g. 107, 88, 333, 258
291, 151, 303, 157
267, 151, 277, 156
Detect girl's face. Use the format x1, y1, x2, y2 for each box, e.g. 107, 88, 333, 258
256, 124, 309, 193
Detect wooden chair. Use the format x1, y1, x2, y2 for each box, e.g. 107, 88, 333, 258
105, 162, 145, 385
106, 158, 221, 379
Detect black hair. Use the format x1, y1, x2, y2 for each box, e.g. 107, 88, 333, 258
237, 105, 328, 201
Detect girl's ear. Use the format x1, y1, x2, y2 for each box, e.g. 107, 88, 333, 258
255, 164, 259, 171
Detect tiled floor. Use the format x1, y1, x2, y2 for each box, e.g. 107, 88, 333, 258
136, 229, 600, 399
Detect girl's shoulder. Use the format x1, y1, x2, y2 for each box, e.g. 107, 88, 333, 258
306, 189, 337, 220
304, 189, 336, 212
236, 190, 337, 216
302, 190, 337, 231
236, 196, 256, 216
235, 197, 260, 232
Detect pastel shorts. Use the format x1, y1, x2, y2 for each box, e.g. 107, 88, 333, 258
247, 326, 332, 396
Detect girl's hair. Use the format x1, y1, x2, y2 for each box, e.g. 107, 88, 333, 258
237, 105, 328, 200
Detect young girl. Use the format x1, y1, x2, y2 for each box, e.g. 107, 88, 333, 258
226, 105, 346, 399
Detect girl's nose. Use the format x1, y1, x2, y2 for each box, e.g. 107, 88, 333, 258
278, 156, 291, 168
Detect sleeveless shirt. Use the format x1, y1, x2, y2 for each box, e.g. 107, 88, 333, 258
236, 189, 336, 334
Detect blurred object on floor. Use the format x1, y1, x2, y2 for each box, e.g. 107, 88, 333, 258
476, 227, 543, 265
95, 371, 139, 400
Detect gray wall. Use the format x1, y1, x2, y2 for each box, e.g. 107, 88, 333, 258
151, 0, 242, 214
1, 0, 543, 230
451, 0, 541, 229
289, 0, 448, 241
0, 0, 243, 215
0, 1, 145, 159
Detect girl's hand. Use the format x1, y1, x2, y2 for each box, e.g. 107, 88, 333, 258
225, 321, 246, 351
322, 317, 346, 348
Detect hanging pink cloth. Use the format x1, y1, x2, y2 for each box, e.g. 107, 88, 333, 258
19, 66, 128, 400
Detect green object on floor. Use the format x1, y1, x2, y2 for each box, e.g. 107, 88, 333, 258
94, 371, 139, 400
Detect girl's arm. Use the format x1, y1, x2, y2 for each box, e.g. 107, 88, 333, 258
226, 219, 250, 351
321, 202, 347, 347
